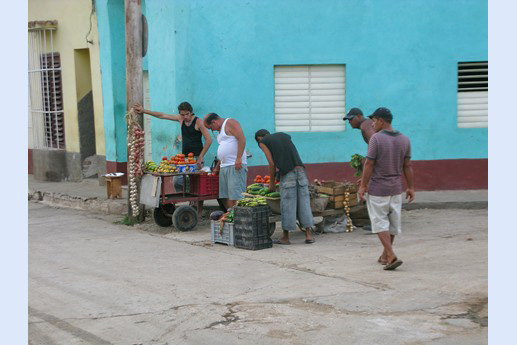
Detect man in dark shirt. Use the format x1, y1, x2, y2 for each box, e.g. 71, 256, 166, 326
358, 107, 415, 270
255, 130, 314, 245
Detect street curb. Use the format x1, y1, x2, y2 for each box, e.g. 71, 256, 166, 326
28, 190, 127, 215
28, 190, 488, 216
403, 201, 487, 210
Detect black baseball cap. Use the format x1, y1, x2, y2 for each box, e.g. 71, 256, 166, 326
368, 107, 393, 121
343, 107, 363, 120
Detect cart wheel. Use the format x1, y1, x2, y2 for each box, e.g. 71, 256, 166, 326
172, 205, 198, 231
153, 204, 175, 227
269, 222, 276, 236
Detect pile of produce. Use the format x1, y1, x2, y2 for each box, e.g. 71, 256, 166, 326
145, 161, 158, 172
254, 175, 271, 184
246, 183, 280, 198
156, 157, 178, 174
210, 210, 235, 235
236, 196, 268, 207
171, 153, 196, 165
145, 152, 199, 174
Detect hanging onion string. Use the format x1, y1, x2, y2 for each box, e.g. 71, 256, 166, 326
126, 108, 145, 216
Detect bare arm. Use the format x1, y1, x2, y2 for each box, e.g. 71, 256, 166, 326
403, 157, 415, 203
195, 118, 213, 168
358, 158, 375, 201
225, 119, 246, 170
132, 103, 181, 122
259, 143, 277, 192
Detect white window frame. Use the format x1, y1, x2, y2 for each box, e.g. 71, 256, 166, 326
274, 65, 346, 132
28, 22, 65, 149
457, 61, 488, 128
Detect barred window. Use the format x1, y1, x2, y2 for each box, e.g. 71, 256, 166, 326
28, 23, 65, 149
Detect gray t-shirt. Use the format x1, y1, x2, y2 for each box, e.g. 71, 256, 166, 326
366, 130, 411, 196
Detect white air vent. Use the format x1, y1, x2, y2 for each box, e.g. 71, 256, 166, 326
457, 61, 488, 128
274, 65, 346, 132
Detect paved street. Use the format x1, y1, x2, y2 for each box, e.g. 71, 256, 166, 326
29, 202, 487, 345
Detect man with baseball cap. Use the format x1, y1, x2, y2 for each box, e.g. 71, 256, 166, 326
358, 107, 415, 270
343, 107, 375, 144
343, 107, 376, 231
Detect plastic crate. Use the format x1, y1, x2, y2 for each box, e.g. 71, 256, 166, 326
210, 220, 234, 246
191, 174, 219, 196
233, 206, 272, 250
234, 234, 272, 250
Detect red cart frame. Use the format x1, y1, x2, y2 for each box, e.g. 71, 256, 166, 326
149, 172, 226, 231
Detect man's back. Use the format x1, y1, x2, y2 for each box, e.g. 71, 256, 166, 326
366, 130, 411, 196
260, 132, 304, 176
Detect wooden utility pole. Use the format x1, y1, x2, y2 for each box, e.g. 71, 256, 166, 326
125, 0, 145, 222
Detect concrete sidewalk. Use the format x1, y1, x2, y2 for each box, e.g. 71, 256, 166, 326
28, 175, 488, 215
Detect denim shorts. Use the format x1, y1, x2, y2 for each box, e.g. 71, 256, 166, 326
280, 167, 314, 231
219, 165, 247, 200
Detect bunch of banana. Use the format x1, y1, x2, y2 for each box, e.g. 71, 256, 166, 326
237, 196, 268, 207
145, 161, 158, 172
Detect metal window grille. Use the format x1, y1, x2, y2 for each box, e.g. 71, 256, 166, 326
457, 61, 488, 128
28, 26, 65, 149
274, 65, 346, 132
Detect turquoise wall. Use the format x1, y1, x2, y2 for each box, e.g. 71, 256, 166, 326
96, 0, 126, 162
98, 0, 488, 166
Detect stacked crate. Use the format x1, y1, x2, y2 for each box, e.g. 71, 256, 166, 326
315, 181, 358, 209
233, 205, 272, 250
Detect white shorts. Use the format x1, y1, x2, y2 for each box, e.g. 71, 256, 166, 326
366, 193, 403, 235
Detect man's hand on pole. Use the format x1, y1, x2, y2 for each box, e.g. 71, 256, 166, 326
132, 103, 144, 114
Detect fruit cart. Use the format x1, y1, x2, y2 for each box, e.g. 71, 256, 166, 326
146, 171, 226, 231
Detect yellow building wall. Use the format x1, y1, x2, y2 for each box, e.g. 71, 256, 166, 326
28, 0, 106, 156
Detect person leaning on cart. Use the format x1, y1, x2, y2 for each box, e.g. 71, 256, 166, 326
254, 129, 315, 245
132, 102, 212, 215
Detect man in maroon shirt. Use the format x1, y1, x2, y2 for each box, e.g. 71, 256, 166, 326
358, 107, 415, 270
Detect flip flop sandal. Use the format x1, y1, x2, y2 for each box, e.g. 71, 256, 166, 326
305, 238, 315, 244
378, 256, 388, 265
273, 239, 291, 245
383, 259, 403, 270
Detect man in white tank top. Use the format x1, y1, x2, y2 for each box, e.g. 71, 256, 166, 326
204, 113, 248, 208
